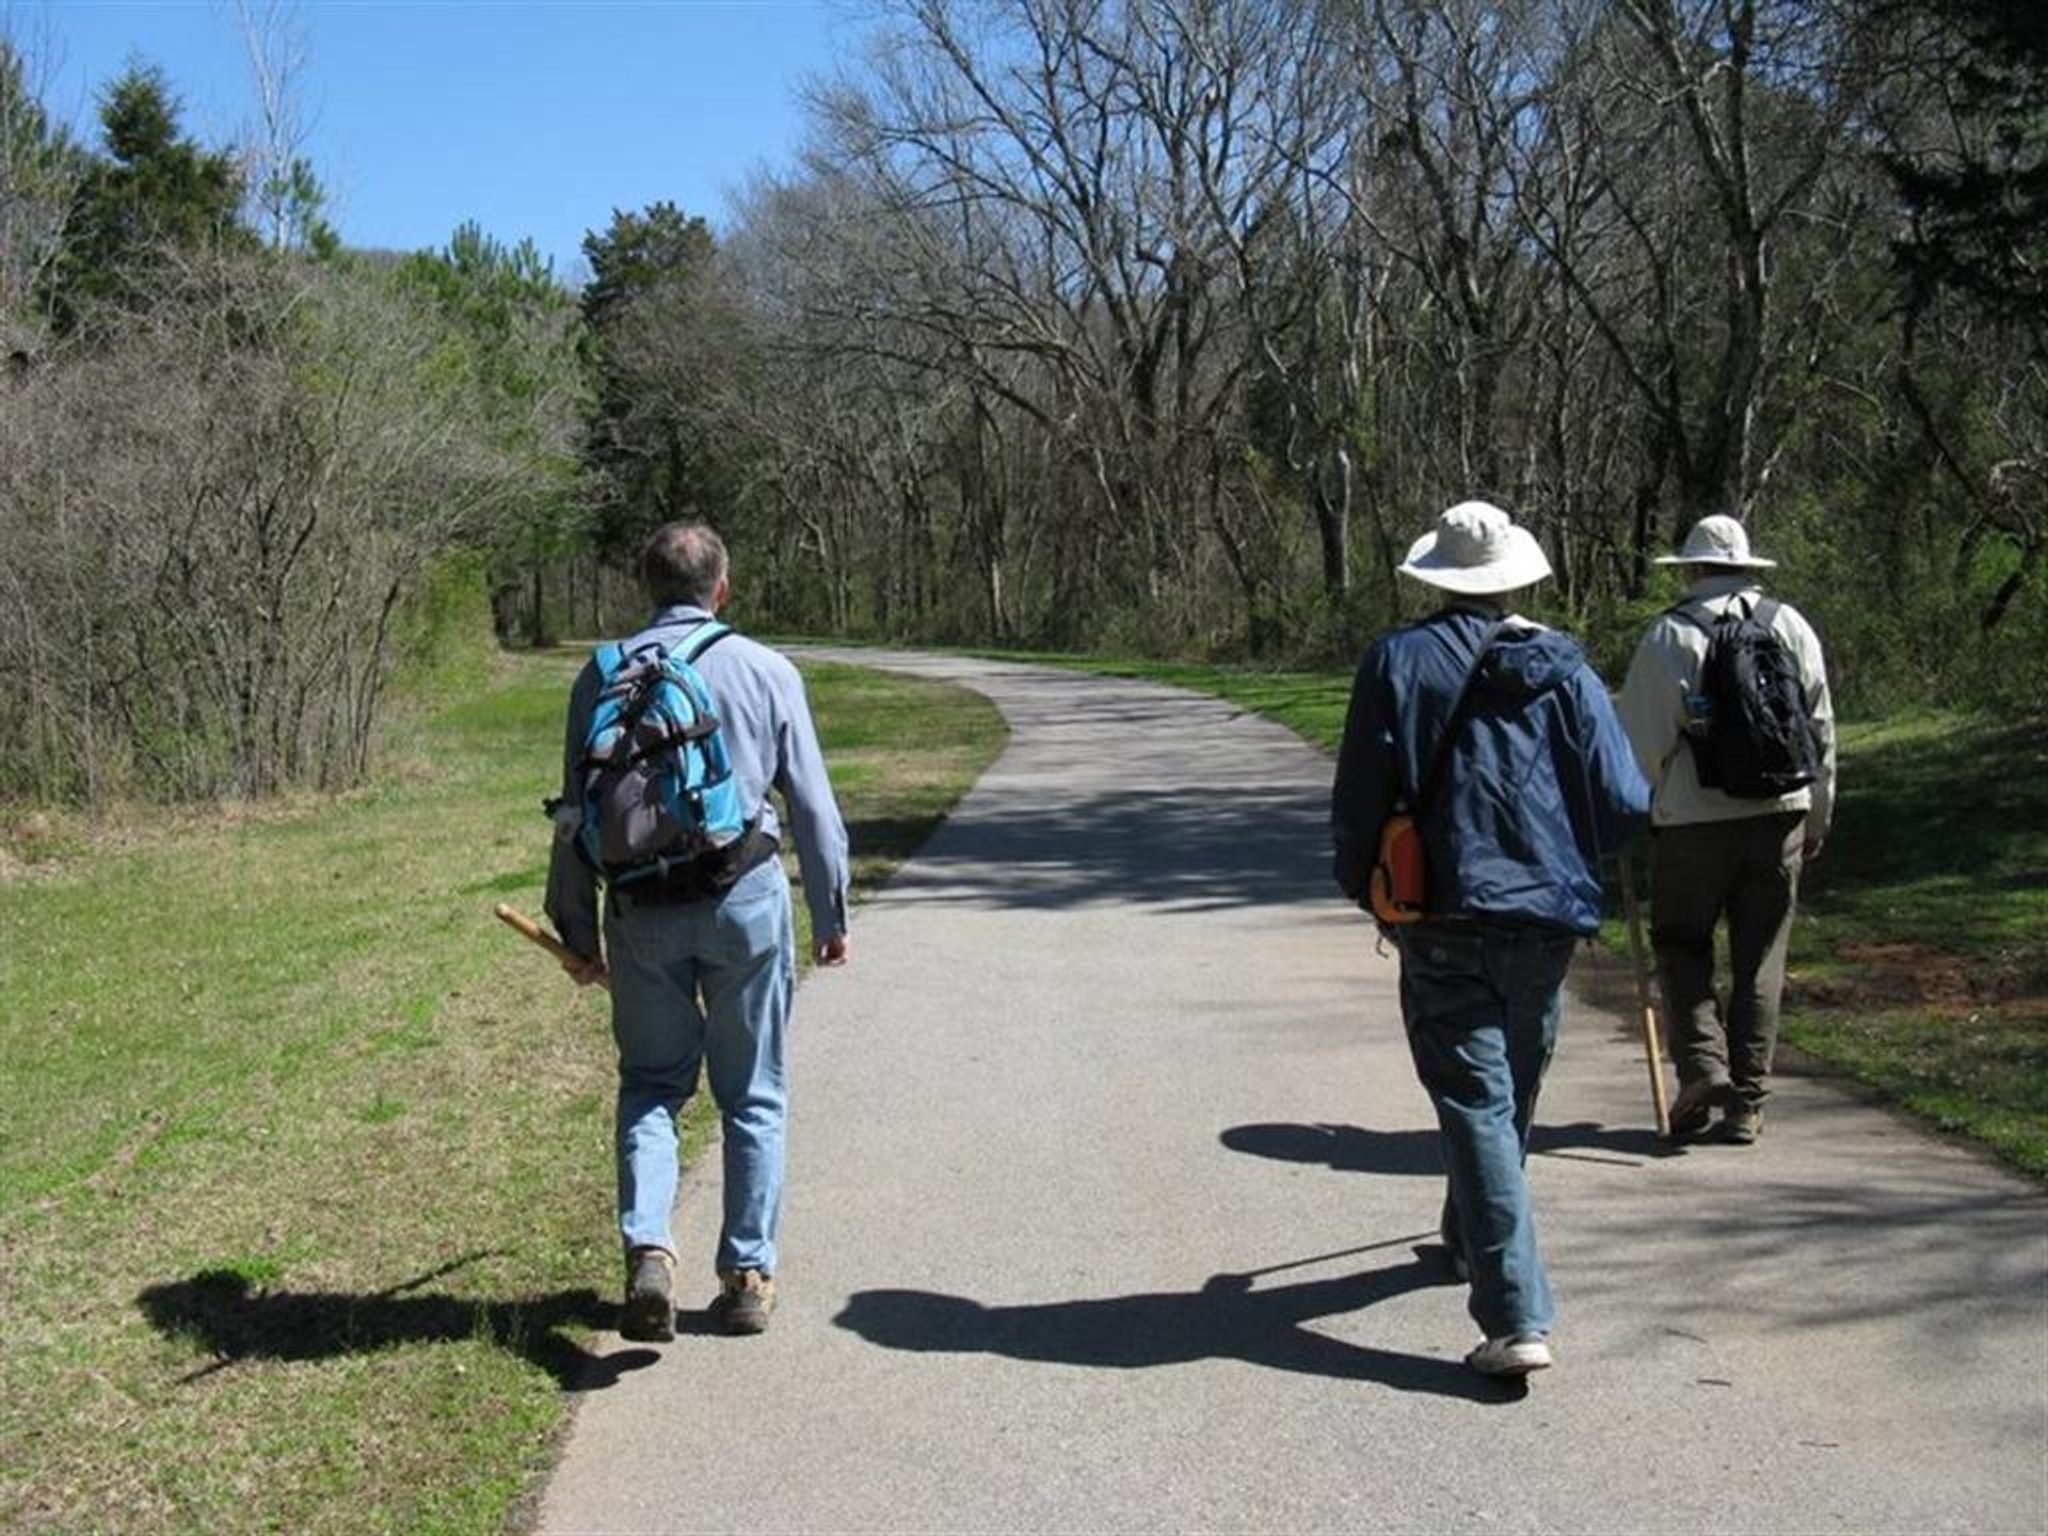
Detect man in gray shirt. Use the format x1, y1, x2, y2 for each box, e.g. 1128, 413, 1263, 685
1619, 515, 1834, 1146
546, 521, 851, 1339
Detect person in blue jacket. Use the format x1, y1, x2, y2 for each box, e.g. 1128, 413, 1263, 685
1332, 500, 1649, 1379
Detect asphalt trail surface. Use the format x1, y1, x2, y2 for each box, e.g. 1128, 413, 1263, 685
539, 651, 2047, 1535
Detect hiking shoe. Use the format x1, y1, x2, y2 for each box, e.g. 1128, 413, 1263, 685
1465, 1333, 1554, 1377
1666, 1077, 1733, 1142
712, 1268, 776, 1336
1720, 1104, 1764, 1145
621, 1246, 676, 1342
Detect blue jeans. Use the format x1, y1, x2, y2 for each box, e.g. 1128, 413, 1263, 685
1397, 920, 1575, 1339
603, 857, 795, 1274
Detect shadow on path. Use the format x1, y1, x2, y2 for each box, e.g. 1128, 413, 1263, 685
137, 1256, 657, 1391
1567, 1155, 2048, 1330
880, 784, 1332, 913
834, 1244, 1524, 1403
1221, 1120, 1665, 1176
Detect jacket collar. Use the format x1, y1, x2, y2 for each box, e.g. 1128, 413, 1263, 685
651, 603, 717, 627
1685, 573, 1763, 601
1441, 598, 1545, 632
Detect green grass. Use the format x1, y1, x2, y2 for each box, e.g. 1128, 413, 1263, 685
0, 651, 1005, 1536
1782, 712, 2048, 1174
963, 648, 2048, 1177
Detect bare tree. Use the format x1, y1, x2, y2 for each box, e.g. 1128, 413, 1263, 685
228, 0, 328, 253
0, 247, 529, 800
1514, 0, 1872, 543
0, 24, 76, 358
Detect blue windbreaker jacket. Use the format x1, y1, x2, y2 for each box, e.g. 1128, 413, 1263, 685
1331, 605, 1650, 935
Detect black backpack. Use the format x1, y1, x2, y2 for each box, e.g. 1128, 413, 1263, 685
1670, 595, 1823, 799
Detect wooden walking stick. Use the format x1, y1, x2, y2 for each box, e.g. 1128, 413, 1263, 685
494, 903, 609, 991
1619, 856, 1670, 1138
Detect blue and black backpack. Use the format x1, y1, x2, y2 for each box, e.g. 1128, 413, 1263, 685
572, 622, 751, 892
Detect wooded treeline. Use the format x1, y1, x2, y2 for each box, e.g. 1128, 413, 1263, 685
2, 33, 582, 801
2, 0, 2042, 807
671, 0, 2044, 703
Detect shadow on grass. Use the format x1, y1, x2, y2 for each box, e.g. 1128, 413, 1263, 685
137, 1260, 657, 1392
1804, 716, 2047, 944
835, 1240, 1526, 1403
1220, 1120, 1666, 1176
458, 863, 551, 896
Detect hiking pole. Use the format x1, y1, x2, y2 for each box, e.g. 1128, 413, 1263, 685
1618, 856, 1670, 1138
1229, 1231, 1438, 1282
493, 903, 609, 991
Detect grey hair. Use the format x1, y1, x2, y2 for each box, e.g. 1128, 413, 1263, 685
639, 521, 729, 608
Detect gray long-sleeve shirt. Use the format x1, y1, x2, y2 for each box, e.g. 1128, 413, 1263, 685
544, 605, 851, 959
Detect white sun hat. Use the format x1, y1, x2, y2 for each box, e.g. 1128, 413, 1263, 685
1655, 513, 1778, 568
1398, 500, 1554, 595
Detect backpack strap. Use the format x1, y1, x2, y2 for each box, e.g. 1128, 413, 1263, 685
673, 619, 734, 665
1665, 603, 1710, 636
1667, 590, 1769, 634
1408, 618, 1506, 814
601, 619, 732, 677
598, 637, 672, 680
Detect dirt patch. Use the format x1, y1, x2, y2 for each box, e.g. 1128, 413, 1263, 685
1792, 941, 2043, 1019
1580, 934, 2047, 1027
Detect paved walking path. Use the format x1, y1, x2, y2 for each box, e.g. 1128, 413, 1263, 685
539, 652, 2046, 1536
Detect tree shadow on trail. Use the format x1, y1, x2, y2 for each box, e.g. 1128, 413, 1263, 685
835, 1243, 1525, 1404
137, 1256, 657, 1392
1220, 1120, 1665, 1176
877, 781, 1332, 914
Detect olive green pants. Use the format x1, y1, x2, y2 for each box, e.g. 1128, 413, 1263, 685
1650, 812, 1806, 1110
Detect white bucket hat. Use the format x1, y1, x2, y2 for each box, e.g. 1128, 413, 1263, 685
1398, 500, 1553, 595
1656, 514, 1777, 569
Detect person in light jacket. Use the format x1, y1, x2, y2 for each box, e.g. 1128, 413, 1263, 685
1619, 515, 1835, 1146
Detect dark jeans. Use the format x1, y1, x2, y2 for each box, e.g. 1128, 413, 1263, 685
1398, 920, 1575, 1340
1650, 813, 1805, 1110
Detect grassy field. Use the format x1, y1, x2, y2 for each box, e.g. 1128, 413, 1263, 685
0, 651, 1005, 1536
1784, 713, 2048, 1173
968, 649, 2048, 1176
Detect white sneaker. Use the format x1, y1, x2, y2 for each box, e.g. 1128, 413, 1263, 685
1465, 1333, 1553, 1376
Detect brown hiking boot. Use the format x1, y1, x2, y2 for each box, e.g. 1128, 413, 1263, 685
1720, 1104, 1764, 1145
712, 1268, 776, 1335
1666, 1076, 1733, 1143
621, 1246, 676, 1342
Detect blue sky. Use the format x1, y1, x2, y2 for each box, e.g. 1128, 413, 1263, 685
24, 1, 866, 281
